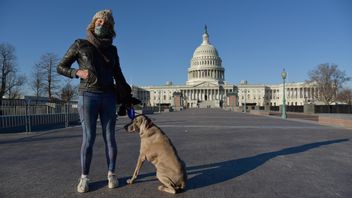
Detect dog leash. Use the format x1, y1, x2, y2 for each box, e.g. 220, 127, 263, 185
127, 106, 142, 120
127, 107, 135, 119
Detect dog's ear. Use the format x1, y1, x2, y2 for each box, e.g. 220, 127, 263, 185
138, 119, 145, 136
143, 116, 153, 129
140, 116, 152, 132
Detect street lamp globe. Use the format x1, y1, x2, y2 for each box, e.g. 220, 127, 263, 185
281, 68, 287, 119
281, 69, 287, 80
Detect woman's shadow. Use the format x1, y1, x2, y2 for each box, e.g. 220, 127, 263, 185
186, 138, 349, 190
89, 138, 348, 191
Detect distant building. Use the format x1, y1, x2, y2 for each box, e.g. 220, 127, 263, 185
132, 27, 316, 109
237, 81, 318, 109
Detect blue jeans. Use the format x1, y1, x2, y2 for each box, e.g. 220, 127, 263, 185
78, 91, 117, 175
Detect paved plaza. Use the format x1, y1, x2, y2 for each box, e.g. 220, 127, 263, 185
0, 109, 351, 198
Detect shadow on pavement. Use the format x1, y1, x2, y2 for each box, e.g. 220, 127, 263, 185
90, 138, 349, 192
89, 180, 108, 192
55, 137, 350, 193
89, 173, 158, 192
186, 138, 349, 190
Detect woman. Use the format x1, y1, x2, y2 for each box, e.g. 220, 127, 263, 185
57, 9, 131, 193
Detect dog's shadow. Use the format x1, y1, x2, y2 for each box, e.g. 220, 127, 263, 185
186, 138, 348, 190
90, 138, 348, 192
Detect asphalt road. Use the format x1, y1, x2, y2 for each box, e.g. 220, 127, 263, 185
0, 108, 351, 198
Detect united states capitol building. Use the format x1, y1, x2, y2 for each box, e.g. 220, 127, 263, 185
132, 27, 317, 110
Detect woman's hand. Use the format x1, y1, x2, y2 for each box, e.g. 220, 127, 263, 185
76, 69, 89, 79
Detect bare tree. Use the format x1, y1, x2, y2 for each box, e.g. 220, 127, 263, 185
31, 63, 45, 99
5, 72, 26, 99
307, 63, 351, 105
0, 43, 16, 99
60, 81, 77, 102
337, 88, 352, 105
37, 53, 61, 101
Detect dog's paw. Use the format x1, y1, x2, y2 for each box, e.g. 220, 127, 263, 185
158, 185, 176, 194
126, 178, 134, 184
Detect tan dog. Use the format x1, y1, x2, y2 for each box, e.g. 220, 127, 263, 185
124, 114, 187, 194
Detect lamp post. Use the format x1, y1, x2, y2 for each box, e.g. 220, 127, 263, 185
244, 89, 247, 113
158, 90, 161, 113
240, 80, 248, 113
281, 68, 287, 119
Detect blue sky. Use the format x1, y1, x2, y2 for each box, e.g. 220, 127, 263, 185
1, 0, 351, 94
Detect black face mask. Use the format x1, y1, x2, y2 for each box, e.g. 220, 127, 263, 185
94, 25, 109, 38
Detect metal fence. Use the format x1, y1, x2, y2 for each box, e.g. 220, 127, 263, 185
265, 104, 351, 114
0, 99, 80, 133
286, 105, 304, 112
314, 105, 352, 114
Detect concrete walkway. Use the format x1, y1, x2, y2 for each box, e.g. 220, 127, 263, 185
0, 109, 351, 198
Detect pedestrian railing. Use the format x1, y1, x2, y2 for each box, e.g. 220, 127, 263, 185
0, 99, 80, 133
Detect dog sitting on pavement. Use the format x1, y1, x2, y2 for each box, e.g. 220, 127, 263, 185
124, 114, 187, 194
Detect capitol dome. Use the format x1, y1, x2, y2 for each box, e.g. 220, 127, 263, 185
186, 26, 225, 86
192, 35, 219, 58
